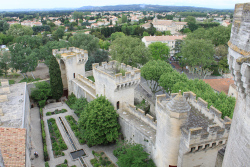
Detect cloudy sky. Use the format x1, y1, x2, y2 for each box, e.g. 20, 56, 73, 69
0, 0, 249, 10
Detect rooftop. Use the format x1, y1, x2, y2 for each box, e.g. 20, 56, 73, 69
0, 127, 26, 167
203, 78, 234, 94
143, 35, 186, 42
0, 82, 26, 128
183, 106, 215, 132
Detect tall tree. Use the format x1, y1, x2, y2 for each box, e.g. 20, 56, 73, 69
49, 56, 63, 100
110, 36, 151, 67
0, 20, 10, 33
78, 95, 120, 146
0, 51, 10, 77
148, 42, 170, 61
141, 60, 173, 95
6, 24, 33, 38
180, 39, 215, 69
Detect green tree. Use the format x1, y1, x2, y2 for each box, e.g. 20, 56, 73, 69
155, 31, 162, 36
99, 39, 110, 50
0, 20, 10, 33
72, 97, 88, 117
185, 16, 198, 32
31, 81, 51, 108
78, 95, 120, 146
141, 60, 173, 95
110, 36, 151, 67
0, 51, 10, 77
9, 44, 38, 79
159, 71, 188, 94
143, 31, 149, 37
148, 42, 170, 61
114, 142, 156, 167
122, 14, 128, 23
68, 33, 99, 55
49, 56, 63, 100
6, 24, 33, 37
180, 39, 215, 68
110, 32, 125, 41
52, 26, 65, 40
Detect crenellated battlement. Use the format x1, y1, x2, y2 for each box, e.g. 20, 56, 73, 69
93, 61, 141, 90
52, 47, 88, 64
77, 74, 96, 91
127, 103, 157, 130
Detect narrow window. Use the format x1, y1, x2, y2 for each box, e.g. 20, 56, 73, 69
73, 73, 75, 78
117, 101, 120, 110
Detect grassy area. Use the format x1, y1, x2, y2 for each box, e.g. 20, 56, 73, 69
19, 77, 41, 83
91, 151, 116, 167
9, 80, 15, 85
87, 76, 95, 82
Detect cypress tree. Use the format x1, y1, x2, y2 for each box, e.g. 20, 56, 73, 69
49, 56, 63, 100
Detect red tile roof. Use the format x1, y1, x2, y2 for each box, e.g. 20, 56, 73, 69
203, 78, 234, 94
0, 127, 26, 167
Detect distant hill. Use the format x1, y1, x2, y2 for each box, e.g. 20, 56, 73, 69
78, 4, 233, 12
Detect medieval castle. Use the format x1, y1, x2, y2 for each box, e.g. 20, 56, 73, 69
52, 3, 250, 167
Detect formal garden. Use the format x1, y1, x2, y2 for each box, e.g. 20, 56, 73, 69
65, 115, 86, 144
46, 109, 67, 116
47, 118, 68, 157
91, 151, 116, 167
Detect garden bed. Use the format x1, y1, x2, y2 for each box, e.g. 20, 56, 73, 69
65, 115, 86, 144
46, 109, 67, 116
40, 108, 49, 161
90, 151, 116, 167
55, 159, 77, 167
47, 118, 68, 157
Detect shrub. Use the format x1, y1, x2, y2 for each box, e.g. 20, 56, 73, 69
90, 158, 98, 165
101, 160, 107, 166
66, 93, 77, 108
46, 112, 52, 116
64, 159, 67, 164
92, 150, 95, 155
45, 161, 49, 167
8, 80, 15, 85
94, 163, 100, 167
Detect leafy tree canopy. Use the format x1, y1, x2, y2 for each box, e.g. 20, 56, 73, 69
78, 95, 120, 147
141, 60, 173, 95
68, 33, 99, 55
180, 38, 215, 68
31, 81, 51, 108
6, 24, 33, 37
148, 42, 170, 61
110, 36, 151, 67
114, 142, 156, 167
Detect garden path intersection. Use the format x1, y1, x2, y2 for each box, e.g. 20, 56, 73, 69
42, 102, 118, 167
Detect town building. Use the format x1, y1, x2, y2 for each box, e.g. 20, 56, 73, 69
141, 35, 186, 57
141, 17, 187, 34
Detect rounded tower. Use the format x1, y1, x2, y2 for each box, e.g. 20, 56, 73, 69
222, 3, 250, 167
155, 92, 190, 167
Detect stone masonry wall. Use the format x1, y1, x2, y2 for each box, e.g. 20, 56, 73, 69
222, 3, 250, 167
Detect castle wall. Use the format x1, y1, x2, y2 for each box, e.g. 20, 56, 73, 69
154, 94, 189, 167
222, 3, 250, 167
71, 80, 96, 102
53, 47, 88, 94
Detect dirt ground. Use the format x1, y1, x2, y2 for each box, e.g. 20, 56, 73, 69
0, 63, 50, 83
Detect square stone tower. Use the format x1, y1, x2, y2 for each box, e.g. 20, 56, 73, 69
52, 47, 88, 95
92, 61, 140, 110
222, 3, 250, 167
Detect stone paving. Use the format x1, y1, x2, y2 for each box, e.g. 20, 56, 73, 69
30, 107, 45, 167
43, 102, 118, 167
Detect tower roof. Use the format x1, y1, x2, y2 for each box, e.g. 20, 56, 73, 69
166, 91, 191, 113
